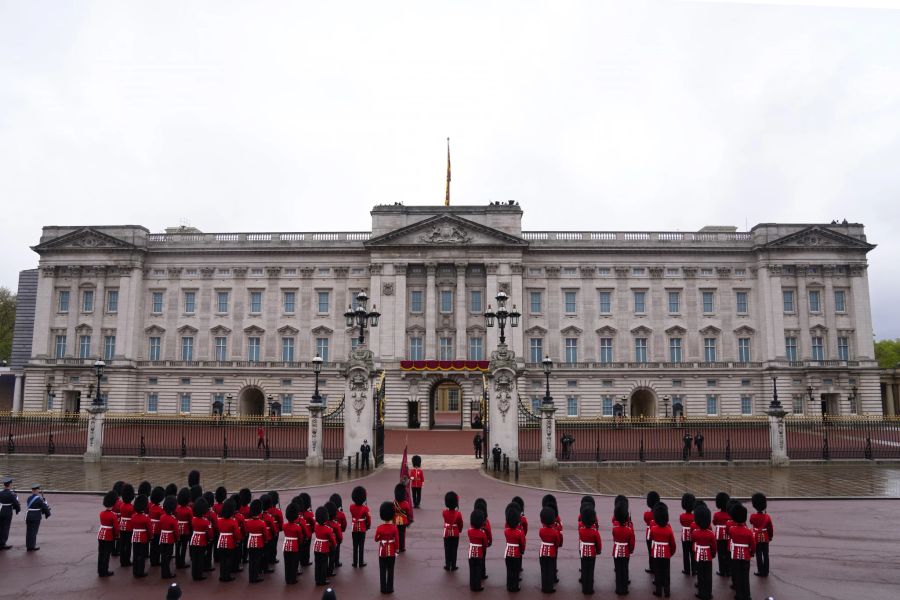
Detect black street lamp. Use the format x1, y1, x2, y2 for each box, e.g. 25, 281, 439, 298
849, 384, 859, 414
92, 359, 106, 407
662, 395, 670, 418
311, 354, 324, 404
542, 355, 553, 406
484, 291, 521, 346
770, 376, 783, 410
226, 394, 233, 416
266, 394, 274, 416
344, 291, 380, 345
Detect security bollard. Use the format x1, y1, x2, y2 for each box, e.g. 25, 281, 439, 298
515, 460, 519, 481
347, 455, 352, 474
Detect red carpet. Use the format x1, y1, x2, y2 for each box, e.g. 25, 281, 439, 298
384, 428, 480, 455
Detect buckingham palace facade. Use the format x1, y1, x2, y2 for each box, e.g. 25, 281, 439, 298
9, 202, 884, 426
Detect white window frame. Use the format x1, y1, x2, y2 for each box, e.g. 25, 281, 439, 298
179, 392, 191, 414
283, 291, 296, 314
106, 289, 119, 313
808, 289, 822, 313
409, 290, 424, 313
282, 337, 295, 362
82, 289, 94, 313
215, 336, 228, 361
79, 334, 91, 359
598, 291, 611, 314
316, 337, 329, 361
247, 336, 261, 362
439, 336, 454, 360
216, 291, 229, 313
146, 392, 159, 413
702, 290, 715, 314
151, 291, 164, 314
564, 291, 577, 314
735, 291, 749, 314
530, 291, 543, 314
703, 337, 717, 362
468, 337, 484, 361
317, 291, 330, 314
738, 337, 751, 363
103, 335, 116, 361
783, 289, 795, 313
148, 337, 161, 361
469, 290, 483, 314
249, 291, 263, 314
58, 289, 70, 313
706, 394, 718, 416
834, 290, 847, 313
740, 394, 753, 416
667, 291, 680, 314
837, 336, 850, 361
529, 338, 543, 363
408, 336, 423, 360
564, 338, 578, 363
785, 336, 798, 362
439, 290, 454, 313
669, 337, 682, 363
599, 338, 614, 363
633, 291, 646, 314
181, 336, 194, 361
634, 337, 648, 363
566, 396, 578, 417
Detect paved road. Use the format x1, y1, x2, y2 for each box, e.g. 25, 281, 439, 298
0, 466, 898, 599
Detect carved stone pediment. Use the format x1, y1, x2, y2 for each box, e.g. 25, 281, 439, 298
524, 325, 547, 337
595, 326, 618, 336
75, 323, 92, 333
631, 325, 653, 336
560, 325, 583, 337
365, 214, 528, 248
761, 225, 875, 251
699, 325, 721, 336
177, 324, 198, 334
144, 325, 166, 335
311, 325, 333, 336
32, 227, 141, 254
277, 325, 299, 335
733, 325, 756, 336
210, 325, 232, 335
665, 325, 687, 336
243, 325, 265, 335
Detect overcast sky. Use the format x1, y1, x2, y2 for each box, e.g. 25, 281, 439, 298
1, 0, 898, 339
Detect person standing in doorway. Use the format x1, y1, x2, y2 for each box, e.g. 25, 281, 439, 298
473, 434, 483, 459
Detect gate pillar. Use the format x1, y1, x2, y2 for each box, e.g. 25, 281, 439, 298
342, 346, 377, 463
487, 343, 525, 463
307, 403, 325, 467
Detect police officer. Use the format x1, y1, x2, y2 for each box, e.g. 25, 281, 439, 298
1, 476, 21, 550
491, 443, 502, 471
360, 440, 371, 470
682, 431, 693, 461
694, 432, 705, 458
473, 434, 483, 459
24, 484, 51, 551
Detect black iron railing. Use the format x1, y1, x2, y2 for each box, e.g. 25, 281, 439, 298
785, 416, 900, 460
0, 412, 88, 455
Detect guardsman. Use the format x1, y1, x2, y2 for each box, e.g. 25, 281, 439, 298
503, 503, 526, 592
695, 432, 705, 457
313, 505, 337, 586
491, 444, 502, 471
216, 498, 242, 582
578, 506, 602, 595
282, 502, 303, 584
148, 486, 165, 567
259, 495, 278, 574
245, 499, 271, 584
512, 496, 528, 536
97, 490, 119, 577
130, 494, 151, 578
349, 486, 371, 568
691, 503, 717, 600
649, 502, 677, 598
360, 440, 372, 470
728, 503, 756, 600
329, 492, 347, 569
409, 455, 425, 508
375, 501, 400, 594
442, 491, 464, 571
474, 498, 492, 580
0, 476, 20, 550
682, 431, 693, 461
324, 501, 343, 577
24, 484, 51, 551
174, 488, 193, 569
299, 492, 315, 568
467, 508, 488, 591
158, 495, 178, 579
202, 491, 219, 573
118, 483, 135, 565
679, 493, 697, 575
189, 497, 212, 581
537, 506, 562, 594
611, 503, 636, 595
643, 490, 660, 575
392, 484, 413, 553
713, 492, 732, 578
750, 492, 774, 577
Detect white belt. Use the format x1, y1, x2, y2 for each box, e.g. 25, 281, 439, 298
219, 532, 233, 536
100, 525, 112, 529
580, 541, 594, 552
28, 508, 42, 511
470, 543, 483, 547
540, 541, 553, 547
1, 503, 11, 506
613, 542, 627, 550
652, 540, 666, 546
121, 517, 131, 521
285, 537, 298, 541
133, 528, 146, 532
177, 520, 187, 524
151, 519, 159, 524
732, 543, 749, 548
249, 533, 262, 538
505, 543, 519, 550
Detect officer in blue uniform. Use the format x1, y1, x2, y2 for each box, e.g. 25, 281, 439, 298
1, 476, 21, 550
24, 484, 51, 551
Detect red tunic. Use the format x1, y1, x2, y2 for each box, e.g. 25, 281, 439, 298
393, 500, 413, 527
349, 504, 372, 533
282, 521, 304, 553
643, 509, 654, 541
217, 517, 242, 550
119, 502, 135, 533
212, 502, 223, 516
148, 502, 163, 537
244, 518, 269, 549
691, 528, 717, 562
262, 512, 277, 542
519, 514, 529, 537
611, 523, 636, 558
328, 519, 344, 545
728, 524, 757, 561
130, 512, 151, 544
578, 526, 602, 558
749, 512, 774, 544
649, 524, 677, 559
158, 513, 178, 545
442, 509, 464, 538
335, 509, 348, 533
467, 527, 489, 559
482, 518, 493, 548
206, 511, 218, 544
538, 525, 562, 558
679, 512, 695, 542
97, 508, 119, 542
612, 515, 634, 529
503, 526, 526, 558
268, 507, 284, 533
175, 505, 193, 537
375, 523, 399, 557
409, 468, 425, 489
190, 517, 210, 546
712, 511, 731, 541
313, 523, 336, 554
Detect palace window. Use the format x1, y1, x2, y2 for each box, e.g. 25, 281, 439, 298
529, 291, 542, 314
834, 290, 847, 313
706, 394, 718, 416
735, 291, 749, 314
317, 291, 330, 313
281, 394, 293, 415
602, 395, 614, 417
702, 291, 715, 313
669, 338, 682, 363
152, 291, 164, 314
316, 337, 329, 362
564, 338, 578, 363
283, 291, 296, 313
599, 338, 614, 363
409, 290, 423, 313
668, 291, 680, 314
634, 338, 648, 363
282, 337, 295, 362
811, 336, 825, 361
250, 291, 263, 313
808, 290, 821, 313
738, 338, 751, 362
785, 336, 798, 362
106, 289, 118, 313
181, 336, 194, 361
529, 338, 543, 363
184, 291, 196, 314
216, 291, 229, 313
564, 291, 577, 314
82, 289, 94, 312
469, 290, 483, 313
468, 337, 484, 361
247, 337, 261, 362
215, 337, 228, 361
440, 290, 454, 313
146, 393, 158, 413
838, 336, 850, 361
179, 393, 191, 414
79, 334, 91, 359
58, 290, 70, 313
633, 291, 646, 314
598, 291, 611, 313
149, 337, 161, 361
783, 289, 795, 313
703, 337, 717, 362
439, 336, 454, 360
55, 334, 67, 358
741, 394, 753, 415
103, 335, 116, 360
409, 337, 423, 360
566, 396, 578, 417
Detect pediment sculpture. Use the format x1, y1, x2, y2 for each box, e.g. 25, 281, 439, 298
418, 224, 472, 244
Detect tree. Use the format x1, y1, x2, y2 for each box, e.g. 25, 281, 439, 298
0, 287, 14, 362
875, 339, 900, 369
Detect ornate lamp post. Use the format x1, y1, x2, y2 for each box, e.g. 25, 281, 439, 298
484, 291, 520, 346
344, 291, 380, 345
662, 394, 671, 418
226, 394, 233, 416
266, 394, 274, 417
770, 376, 783, 410
542, 355, 554, 406
92, 359, 106, 407
311, 354, 324, 404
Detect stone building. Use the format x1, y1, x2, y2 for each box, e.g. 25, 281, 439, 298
10, 202, 884, 426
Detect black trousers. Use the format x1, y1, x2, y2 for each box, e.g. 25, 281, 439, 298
160, 544, 174, 578
379, 556, 396, 593
581, 556, 596, 593
646, 538, 653, 572
474, 446, 481, 458
652, 556, 671, 595
175, 536, 188, 568
118, 533, 132, 566
352, 531, 366, 566
362, 455, 370, 470
539, 556, 556, 592
732, 559, 751, 600
329, 543, 339, 575
696, 560, 713, 600
469, 557, 484, 591
189, 546, 205, 580
314, 551, 329, 585
97, 540, 114, 576
756, 541, 770, 575
444, 536, 459, 569
412, 487, 422, 508
506, 556, 522, 591
249, 547, 264, 582
284, 551, 300, 583
682, 540, 695, 574
397, 525, 407, 551
132, 542, 148, 577
205, 539, 215, 571
614, 557, 630, 594
25, 519, 41, 550
219, 548, 235, 581
150, 534, 160, 566
716, 540, 730, 575
300, 538, 312, 566
1, 514, 12, 546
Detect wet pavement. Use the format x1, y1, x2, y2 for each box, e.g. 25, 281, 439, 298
0, 462, 898, 599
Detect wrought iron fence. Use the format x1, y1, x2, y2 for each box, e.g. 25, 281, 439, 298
518, 397, 541, 461
0, 411, 88, 455
322, 397, 345, 460
554, 416, 771, 462
101, 414, 308, 459
785, 416, 900, 460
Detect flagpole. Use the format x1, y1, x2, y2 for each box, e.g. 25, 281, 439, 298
444, 137, 451, 206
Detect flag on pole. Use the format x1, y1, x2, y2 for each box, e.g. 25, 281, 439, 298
444, 137, 451, 206
399, 445, 413, 520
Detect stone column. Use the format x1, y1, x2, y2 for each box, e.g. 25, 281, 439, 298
455, 263, 467, 359
12, 374, 23, 413
343, 347, 376, 464
487, 345, 524, 462
766, 406, 789, 466
485, 263, 499, 350
540, 403, 558, 469
84, 406, 108, 463
307, 403, 325, 467
425, 264, 437, 359
886, 383, 896, 417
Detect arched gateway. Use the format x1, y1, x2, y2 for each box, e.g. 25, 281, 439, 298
429, 379, 463, 429
239, 387, 266, 416
630, 388, 656, 417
